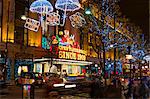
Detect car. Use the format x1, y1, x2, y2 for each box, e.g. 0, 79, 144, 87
45, 73, 63, 91
32, 72, 45, 87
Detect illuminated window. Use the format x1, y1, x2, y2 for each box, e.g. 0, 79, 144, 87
0, 0, 2, 42
18, 66, 28, 76
88, 46, 92, 56
88, 34, 92, 43
96, 35, 100, 45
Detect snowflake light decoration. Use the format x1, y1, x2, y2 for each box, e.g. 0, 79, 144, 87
46, 12, 60, 26
69, 12, 86, 28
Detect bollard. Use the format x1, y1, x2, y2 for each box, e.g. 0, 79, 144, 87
22, 84, 34, 99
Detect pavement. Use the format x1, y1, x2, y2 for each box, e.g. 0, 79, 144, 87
0, 84, 129, 99
0, 85, 90, 99
0, 85, 48, 99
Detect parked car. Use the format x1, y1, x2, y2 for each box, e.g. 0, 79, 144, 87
45, 73, 63, 91
32, 72, 45, 87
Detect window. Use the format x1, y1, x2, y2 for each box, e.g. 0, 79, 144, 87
88, 34, 92, 43
0, 0, 2, 42
88, 46, 92, 56
15, 0, 29, 45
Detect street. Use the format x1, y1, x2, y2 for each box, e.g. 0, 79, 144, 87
0, 85, 91, 99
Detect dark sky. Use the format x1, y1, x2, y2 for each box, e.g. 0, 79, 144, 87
119, 0, 149, 43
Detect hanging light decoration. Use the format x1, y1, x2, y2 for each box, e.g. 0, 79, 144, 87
55, 0, 81, 26
30, 0, 53, 14
69, 12, 86, 28
29, 0, 54, 34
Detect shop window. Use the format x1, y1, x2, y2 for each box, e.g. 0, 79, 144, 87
34, 64, 42, 73
18, 66, 28, 76
68, 66, 72, 74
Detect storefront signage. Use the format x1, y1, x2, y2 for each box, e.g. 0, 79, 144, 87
58, 46, 87, 61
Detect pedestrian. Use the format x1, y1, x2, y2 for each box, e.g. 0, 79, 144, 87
139, 80, 149, 98
125, 79, 133, 99
132, 79, 140, 98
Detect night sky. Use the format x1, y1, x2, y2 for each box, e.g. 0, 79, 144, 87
119, 0, 149, 43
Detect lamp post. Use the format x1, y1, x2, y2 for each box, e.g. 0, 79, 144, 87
21, 15, 27, 20
85, 8, 92, 15
126, 54, 133, 79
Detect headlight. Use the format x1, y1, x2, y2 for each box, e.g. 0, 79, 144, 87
53, 83, 65, 87
121, 78, 124, 82
65, 84, 76, 88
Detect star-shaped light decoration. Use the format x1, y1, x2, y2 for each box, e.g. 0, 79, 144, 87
69, 12, 86, 28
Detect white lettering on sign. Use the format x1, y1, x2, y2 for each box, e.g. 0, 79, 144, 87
24, 18, 40, 32
46, 12, 60, 26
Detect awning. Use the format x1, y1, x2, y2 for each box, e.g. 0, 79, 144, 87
33, 58, 93, 66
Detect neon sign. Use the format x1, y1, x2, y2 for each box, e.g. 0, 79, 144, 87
58, 46, 87, 61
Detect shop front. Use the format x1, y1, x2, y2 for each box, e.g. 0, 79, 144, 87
33, 45, 92, 80
52, 58, 92, 80
15, 59, 34, 78
34, 30, 93, 80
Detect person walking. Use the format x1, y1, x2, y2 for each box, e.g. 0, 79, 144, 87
139, 80, 149, 99
124, 79, 133, 99
132, 79, 140, 99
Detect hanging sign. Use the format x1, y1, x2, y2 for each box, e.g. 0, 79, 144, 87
24, 18, 40, 32
46, 12, 60, 26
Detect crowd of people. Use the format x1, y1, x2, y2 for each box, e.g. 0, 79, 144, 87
90, 75, 150, 98
123, 77, 150, 99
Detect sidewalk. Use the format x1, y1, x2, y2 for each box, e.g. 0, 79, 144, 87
0, 85, 48, 99
0, 85, 22, 99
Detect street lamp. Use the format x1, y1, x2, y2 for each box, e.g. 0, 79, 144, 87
126, 54, 133, 79
21, 15, 27, 20
126, 55, 133, 60
85, 8, 92, 15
